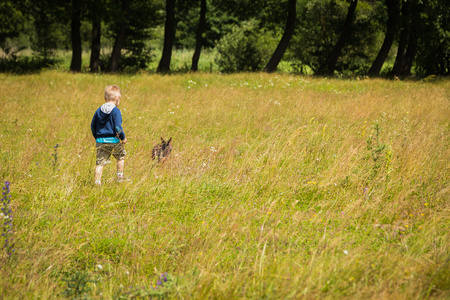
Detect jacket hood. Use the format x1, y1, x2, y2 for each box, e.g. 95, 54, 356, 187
101, 103, 116, 114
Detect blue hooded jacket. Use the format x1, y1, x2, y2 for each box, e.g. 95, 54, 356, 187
91, 103, 126, 142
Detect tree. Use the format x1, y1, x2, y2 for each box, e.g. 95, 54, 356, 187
108, 0, 131, 72
191, 0, 206, 71
215, 20, 275, 72
264, 0, 296, 73
415, 0, 450, 76
0, 1, 25, 54
157, 0, 176, 73
70, 0, 82, 72
368, 0, 400, 76
292, 0, 378, 75
325, 0, 358, 75
391, 0, 420, 77
89, 0, 102, 72
29, 0, 69, 58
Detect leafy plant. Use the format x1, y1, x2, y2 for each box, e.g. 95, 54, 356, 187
52, 143, 60, 171
215, 20, 275, 72
366, 123, 387, 181
62, 270, 98, 299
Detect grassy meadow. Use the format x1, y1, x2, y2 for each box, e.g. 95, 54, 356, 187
0, 71, 449, 299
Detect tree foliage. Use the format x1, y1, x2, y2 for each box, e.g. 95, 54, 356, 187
215, 20, 276, 72
414, 0, 450, 76
292, 0, 380, 75
0, 0, 448, 76
0, 1, 26, 54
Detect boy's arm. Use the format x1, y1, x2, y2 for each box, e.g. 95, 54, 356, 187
91, 114, 97, 138
113, 108, 126, 140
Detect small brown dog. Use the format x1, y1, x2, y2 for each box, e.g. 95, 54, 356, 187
152, 137, 173, 162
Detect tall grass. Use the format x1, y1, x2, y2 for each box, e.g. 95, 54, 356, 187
0, 71, 448, 299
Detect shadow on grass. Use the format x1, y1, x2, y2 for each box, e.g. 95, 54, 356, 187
0, 56, 62, 74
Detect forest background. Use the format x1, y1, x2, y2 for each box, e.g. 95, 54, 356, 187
1, 0, 449, 298
0, 0, 449, 76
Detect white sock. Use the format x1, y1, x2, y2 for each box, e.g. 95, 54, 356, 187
117, 173, 124, 178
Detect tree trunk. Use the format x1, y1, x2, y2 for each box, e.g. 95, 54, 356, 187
70, 0, 82, 72
264, 0, 296, 73
368, 0, 400, 76
398, 0, 419, 76
108, 0, 130, 73
157, 0, 176, 73
89, 1, 101, 73
391, 0, 412, 76
325, 0, 358, 76
191, 0, 206, 72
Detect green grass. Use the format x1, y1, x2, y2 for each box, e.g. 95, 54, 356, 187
5, 48, 298, 74
0, 71, 449, 299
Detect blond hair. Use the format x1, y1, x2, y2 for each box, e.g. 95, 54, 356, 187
104, 85, 121, 102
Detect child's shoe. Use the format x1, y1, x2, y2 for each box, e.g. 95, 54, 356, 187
117, 177, 132, 183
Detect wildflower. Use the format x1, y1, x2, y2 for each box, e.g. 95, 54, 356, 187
343, 250, 349, 255
1, 181, 14, 257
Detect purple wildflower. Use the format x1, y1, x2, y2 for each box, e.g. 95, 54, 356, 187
1, 181, 14, 257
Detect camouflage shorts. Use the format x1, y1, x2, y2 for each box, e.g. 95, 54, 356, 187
96, 143, 126, 165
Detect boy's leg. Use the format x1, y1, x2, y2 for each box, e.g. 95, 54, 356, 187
113, 143, 129, 182
117, 159, 124, 175
95, 165, 104, 185
95, 143, 112, 186
116, 159, 131, 182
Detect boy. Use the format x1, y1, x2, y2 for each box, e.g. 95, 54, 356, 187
91, 85, 130, 186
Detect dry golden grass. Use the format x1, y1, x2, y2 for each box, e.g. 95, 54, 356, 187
0, 71, 448, 299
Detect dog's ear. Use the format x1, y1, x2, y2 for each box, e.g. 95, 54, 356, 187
160, 137, 165, 144
167, 137, 172, 145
